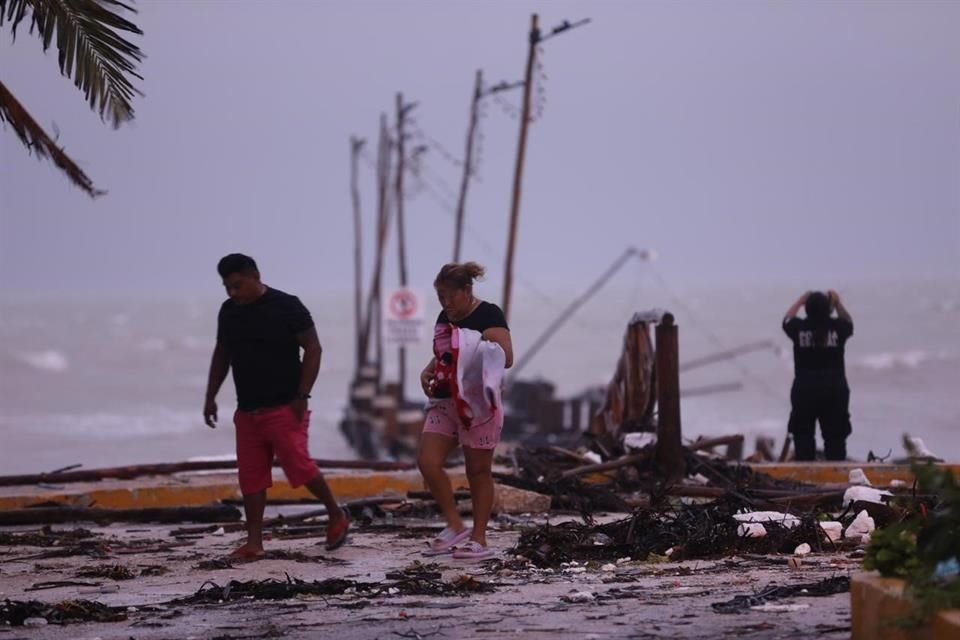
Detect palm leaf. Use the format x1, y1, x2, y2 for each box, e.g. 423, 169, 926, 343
0, 79, 104, 196
1, 0, 144, 127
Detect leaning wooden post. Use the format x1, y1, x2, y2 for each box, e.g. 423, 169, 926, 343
655, 313, 684, 480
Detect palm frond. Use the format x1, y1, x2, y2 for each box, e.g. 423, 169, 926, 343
0, 79, 104, 196
0, 0, 144, 127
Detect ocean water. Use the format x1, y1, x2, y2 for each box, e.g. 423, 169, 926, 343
1, 278, 958, 475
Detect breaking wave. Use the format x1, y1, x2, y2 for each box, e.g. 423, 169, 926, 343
853, 350, 954, 372
15, 349, 70, 373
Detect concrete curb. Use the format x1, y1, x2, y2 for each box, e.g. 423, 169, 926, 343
851, 572, 960, 640
0, 469, 469, 511
750, 463, 960, 486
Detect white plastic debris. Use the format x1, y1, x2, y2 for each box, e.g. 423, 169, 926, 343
848, 468, 872, 486
733, 511, 801, 528
906, 437, 938, 459
737, 522, 768, 538
23, 618, 48, 627
616, 557, 632, 565
819, 521, 843, 542
212, 527, 225, 536
582, 451, 603, 465
889, 479, 908, 488
623, 432, 657, 451
564, 566, 587, 574
842, 486, 892, 507
601, 563, 617, 572
844, 510, 876, 542
685, 473, 711, 486
793, 543, 812, 556
568, 590, 595, 602
388, 587, 400, 595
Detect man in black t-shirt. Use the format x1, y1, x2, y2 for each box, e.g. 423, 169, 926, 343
204, 254, 348, 558
782, 289, 854, 461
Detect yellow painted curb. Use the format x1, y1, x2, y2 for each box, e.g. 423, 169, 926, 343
0, 470, 470, 511
851, 572, 960, 640
750, 463, 960, 486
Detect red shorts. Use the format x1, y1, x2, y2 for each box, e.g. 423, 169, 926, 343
421, 399, 503, 450
233, 405, 319, 495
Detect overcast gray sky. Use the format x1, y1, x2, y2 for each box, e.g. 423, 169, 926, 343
2, 0, 958, 299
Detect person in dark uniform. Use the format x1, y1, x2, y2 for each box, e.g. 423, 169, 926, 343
782, 290, 854, 461
203, 254, 349, 559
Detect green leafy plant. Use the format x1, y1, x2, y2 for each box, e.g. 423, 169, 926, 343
863, 436, 960, 626
864, 527, 919, 578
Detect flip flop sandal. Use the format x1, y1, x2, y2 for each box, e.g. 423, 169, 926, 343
423, 526, 472, 557
452, 540, 495, 561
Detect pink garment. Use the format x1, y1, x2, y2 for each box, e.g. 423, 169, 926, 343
421, 399, 503, 450
429, 323, 505, 429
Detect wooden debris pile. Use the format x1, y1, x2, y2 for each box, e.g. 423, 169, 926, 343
510, 495, 833, 568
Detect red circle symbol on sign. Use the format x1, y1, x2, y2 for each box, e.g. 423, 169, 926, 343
389, 290, 418, 319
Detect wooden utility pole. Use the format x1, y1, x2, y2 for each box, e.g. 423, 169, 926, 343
453, 69, 483, 262
350, 136, 366, 371
394, 93, 408, 399
394, 93, 416, 399
501, 13, 539, 323
655, 313, 684, 480
361, 115, 392, 375
499, 14, 589, 321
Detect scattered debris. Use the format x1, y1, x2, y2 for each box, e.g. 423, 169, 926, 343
844, 510, 876, 542
511, 497, 832, 568
77, 564, 136, 580
24, 580, 101, 592
196, 558, 235, 571
175, 568, 496, 605
842, 486, 892, 507
0, 526, 97, 547
138, 564, 170, 576
0, 599, 127, 626
711, 576, 851, 614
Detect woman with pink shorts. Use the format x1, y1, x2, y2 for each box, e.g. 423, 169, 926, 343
417, 262, 513, 561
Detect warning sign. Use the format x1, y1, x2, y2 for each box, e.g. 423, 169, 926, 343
384, 287, 425, 345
